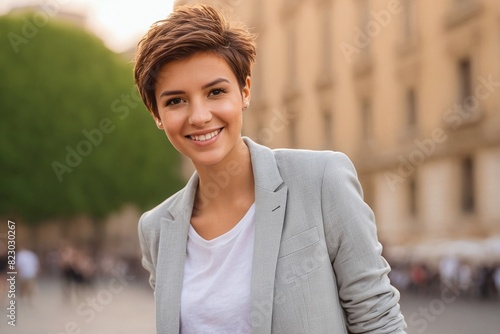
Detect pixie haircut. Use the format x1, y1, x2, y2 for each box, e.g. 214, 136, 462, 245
134, 4, 257, 119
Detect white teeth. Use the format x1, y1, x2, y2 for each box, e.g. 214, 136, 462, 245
190, 129, 221, 141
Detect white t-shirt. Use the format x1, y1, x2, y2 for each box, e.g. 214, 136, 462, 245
180, 203, 256, 334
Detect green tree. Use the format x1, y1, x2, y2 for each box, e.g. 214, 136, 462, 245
0, 13, 183, 226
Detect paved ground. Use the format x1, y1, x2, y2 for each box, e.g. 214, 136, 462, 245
0, 276, 156, 334
1, 276, 499, 333
399, 291, 500, 334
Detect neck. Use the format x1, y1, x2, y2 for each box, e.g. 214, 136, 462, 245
193, 139, 255, 211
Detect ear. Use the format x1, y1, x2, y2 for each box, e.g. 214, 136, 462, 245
242, 76, 251, 110
154, 117, 163, 130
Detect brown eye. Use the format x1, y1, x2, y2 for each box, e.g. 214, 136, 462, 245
209, 88, 226, 96
166, 97, 182, 106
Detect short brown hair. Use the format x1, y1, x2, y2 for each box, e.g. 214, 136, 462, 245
133, 4, 257, 119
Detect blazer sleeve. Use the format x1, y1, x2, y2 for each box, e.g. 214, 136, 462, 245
321, 152, 407, 333
138, 212, 156, 291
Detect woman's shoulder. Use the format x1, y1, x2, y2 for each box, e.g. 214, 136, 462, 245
138, 188, 185, 231
273, 147, 354, 173
263, 147, 357, 191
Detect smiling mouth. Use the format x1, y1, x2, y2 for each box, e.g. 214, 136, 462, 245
187, 128, 223, 142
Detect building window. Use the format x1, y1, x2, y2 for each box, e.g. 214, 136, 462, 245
403, 0, 417, 39
445, 0, 483, 29
409, 176, 417, 217
323, 109, 333, 148
459, 58, 472, 103
288, 115, 298, 148
359, 174, 374, 209
286, 22, 297, 81
457, 58, 481, 119
454, 0, 474, 6
359, 0, 371, 55
361, 100, 373, 141
406, 88, 418, 130
255, 118, 264, 144
252, 49, 264, 100
320, 1, 333, 74
461, 156, 475, 213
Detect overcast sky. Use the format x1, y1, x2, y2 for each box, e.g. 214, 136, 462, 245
0, 0, 174, 52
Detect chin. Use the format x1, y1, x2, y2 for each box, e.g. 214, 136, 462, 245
185, 150, 224, 167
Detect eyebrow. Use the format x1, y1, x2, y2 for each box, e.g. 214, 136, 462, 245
158, 78, 231, 98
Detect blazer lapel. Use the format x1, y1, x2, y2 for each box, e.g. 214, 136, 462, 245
244, 138, 288, 334
155, 173, 199, 333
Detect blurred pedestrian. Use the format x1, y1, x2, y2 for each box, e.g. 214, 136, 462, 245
59, 244, 96, 303
0, 242, 7, 306
17, 247, 40, 302
410, 263, 428, 294
477, 265, 495, 299
134, 4, 406, 333
457, 262, 473, 297
493, 265, 500, 298
389, 264, 411, 291
439, 255, 460, 289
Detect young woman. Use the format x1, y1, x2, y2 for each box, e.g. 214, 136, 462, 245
134, 4, 406, 334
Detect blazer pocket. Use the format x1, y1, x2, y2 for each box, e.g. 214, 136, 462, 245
278, 226, 320, 258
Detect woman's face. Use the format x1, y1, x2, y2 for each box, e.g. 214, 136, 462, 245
154, 52, 250, 169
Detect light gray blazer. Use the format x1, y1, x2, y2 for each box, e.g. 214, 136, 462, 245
138, 137, 407, 334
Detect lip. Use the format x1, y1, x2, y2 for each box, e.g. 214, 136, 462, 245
186, 127, 223, 147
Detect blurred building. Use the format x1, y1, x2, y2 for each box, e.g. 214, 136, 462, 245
176, 0, 500, 247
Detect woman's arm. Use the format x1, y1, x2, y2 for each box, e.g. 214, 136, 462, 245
321, 152, 407, 333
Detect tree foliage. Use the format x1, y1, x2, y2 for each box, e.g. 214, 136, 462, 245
0, 13, 183, 224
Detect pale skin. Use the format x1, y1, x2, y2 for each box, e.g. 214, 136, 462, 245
154, 52, 255, 240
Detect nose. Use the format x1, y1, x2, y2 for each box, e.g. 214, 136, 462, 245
188, 100, 212, 126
